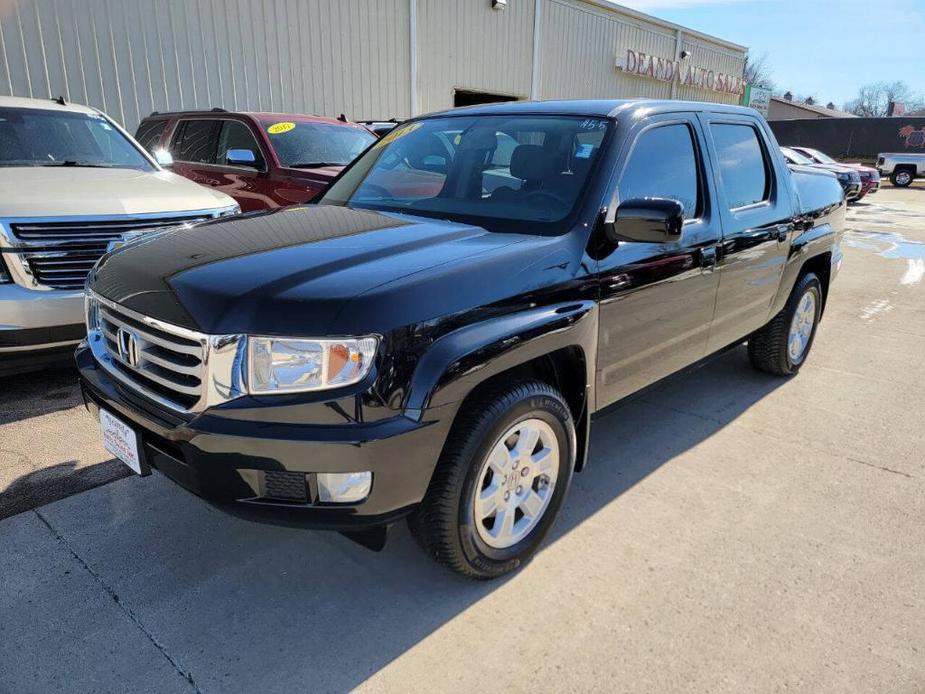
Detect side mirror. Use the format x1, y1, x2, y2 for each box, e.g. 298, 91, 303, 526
604, 198, 684, 244
226, 148, 258, 167
153, 148, 174, 167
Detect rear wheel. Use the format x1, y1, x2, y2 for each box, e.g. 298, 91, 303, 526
409, 380, 575, 579
891, 168, 914, 187
748, 273, 822, 376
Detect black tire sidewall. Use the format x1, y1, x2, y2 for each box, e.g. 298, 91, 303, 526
456, 390, 574, 576
785, 275, 822, 371
892, 170, 913, 187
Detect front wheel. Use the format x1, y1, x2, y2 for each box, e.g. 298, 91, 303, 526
409, 381, 575, 579
748, 273, 823, 376
891, 169, 914, 187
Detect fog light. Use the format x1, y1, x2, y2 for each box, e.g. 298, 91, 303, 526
317, 472, 372, 504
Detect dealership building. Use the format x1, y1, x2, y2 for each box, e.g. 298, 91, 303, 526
0, 0, 748, 132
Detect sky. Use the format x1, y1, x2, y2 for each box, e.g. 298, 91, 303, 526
617, 0, 925, 109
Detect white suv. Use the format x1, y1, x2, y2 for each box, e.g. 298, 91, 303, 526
0, 96, 238, 375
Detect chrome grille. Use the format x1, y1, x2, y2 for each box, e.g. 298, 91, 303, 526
27, 251, 105, 289
10, 216, 209, 242
98, 302, 205, 409
10, 215, 208, 290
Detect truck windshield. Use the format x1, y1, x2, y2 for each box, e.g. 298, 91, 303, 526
319, 115, 611, 234
0, 107, 154, 170
263, 121, 376, 168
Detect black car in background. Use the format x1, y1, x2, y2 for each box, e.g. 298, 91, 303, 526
780, 146, 861, 201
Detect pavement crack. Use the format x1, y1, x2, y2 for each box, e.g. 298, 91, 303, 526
33, 509, 203, 694
846, 457, 914, 479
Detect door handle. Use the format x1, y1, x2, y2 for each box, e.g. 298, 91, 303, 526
699, 245, 717, 272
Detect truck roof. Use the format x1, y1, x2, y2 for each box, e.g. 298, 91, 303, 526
425, 99, 758, 120
0, 95, 99, 115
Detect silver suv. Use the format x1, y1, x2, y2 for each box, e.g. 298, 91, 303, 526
0, 96, 238, 375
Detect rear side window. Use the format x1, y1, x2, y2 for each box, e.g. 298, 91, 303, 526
171, 119, 221, 163
619, 123, 700, 219
135, 119, 167, 153
710, 123, 770, 209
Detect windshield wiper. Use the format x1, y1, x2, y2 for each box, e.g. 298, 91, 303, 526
42, 160, 111, 168
288, 161, 344, 168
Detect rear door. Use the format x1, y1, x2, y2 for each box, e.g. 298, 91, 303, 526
594, 113, 722, 407
168, 118, 222, 188
697, 114, 794, 352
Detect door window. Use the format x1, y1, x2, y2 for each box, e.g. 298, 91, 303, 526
217, 120, 265, 169
171, 119, 221, 164
135, 119, 168, 153
619, 123, 700, 219
710, 123, 770, 209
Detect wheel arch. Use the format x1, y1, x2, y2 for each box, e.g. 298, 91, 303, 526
407, 301, 598, 473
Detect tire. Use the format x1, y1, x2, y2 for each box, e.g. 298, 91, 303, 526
748, 273, 823, 376
409, 380, 575, 579
890, 168, 914, 187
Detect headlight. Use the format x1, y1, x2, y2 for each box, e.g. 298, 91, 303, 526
218, 204, 240, 217
246, 336, 378, 394
836, 172, 850, 181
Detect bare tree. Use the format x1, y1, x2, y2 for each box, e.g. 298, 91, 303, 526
844, 81, 925, 117
743, 52, 775, 91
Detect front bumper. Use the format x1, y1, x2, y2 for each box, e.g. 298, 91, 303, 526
842, 181, 862, 201
0, 281, 85, 373
76, 342, 454, 530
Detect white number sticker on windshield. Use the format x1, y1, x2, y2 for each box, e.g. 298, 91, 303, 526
579, 119, 607, 131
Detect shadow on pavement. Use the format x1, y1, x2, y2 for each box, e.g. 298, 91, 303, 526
0, 458, 129, 520
5, 345, 790, 692
0, 366, 82, 425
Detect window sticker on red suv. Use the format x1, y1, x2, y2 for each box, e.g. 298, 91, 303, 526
267, 122, 296, 135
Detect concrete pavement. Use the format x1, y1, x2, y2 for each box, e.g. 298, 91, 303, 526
1, 186, 923, 693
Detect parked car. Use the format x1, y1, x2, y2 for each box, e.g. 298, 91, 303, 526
136, 110, 377, 212
790, 146, 880, 198
358, 119, 401, 137
780, 147, 861, 201
0, 96, 238, 376
77, 100, 845, 578
876, 152, 925, 188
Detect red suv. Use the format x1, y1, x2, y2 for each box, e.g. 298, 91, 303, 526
135, 110, 376, 212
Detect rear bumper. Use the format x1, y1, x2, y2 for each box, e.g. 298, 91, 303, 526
76, 342, 454, 530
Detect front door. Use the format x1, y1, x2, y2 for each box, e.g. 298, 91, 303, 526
594, 114, 722, 408
169, 118, 273, 212
697, 114, 793, 352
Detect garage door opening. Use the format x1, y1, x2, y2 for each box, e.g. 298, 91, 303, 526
453, 90, 520, 108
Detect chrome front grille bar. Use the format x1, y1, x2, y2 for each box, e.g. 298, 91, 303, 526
87, 291, 246, 414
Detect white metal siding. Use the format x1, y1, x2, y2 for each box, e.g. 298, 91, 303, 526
540, 0, 675, 101
540, 0, 744, 105
0, 0, 411, 131
676, 34, 746, 105
0, 0, 747, 133
415, 0, 535, 115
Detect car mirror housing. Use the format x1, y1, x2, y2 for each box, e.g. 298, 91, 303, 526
604, 198, 684, 244
153, 148, 174, 167
227, 148, 258, 167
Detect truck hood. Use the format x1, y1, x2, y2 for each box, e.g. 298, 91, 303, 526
89, 205, 576, 335
0, 167, 235, 218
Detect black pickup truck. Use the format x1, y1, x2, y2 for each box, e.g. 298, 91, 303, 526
77, 100, 845, 578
